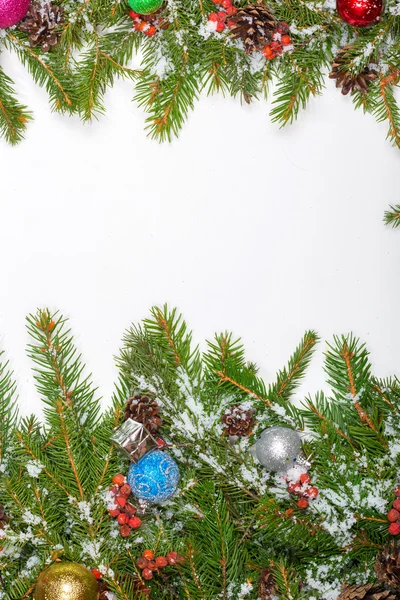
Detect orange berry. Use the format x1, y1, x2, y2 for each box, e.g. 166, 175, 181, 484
112, 474, 125, 487
128, 516, 142, 529
142, 568, 153, 580
120, 484, 132, 497
92, 569, 102, 580
144, 25, 157, 36
281, 34, 291, 46
297, 498, 309, 509
120, 524, 131, 537
143, 550, 155, 560
108, 508, 120, 517
156, 556, 168, 568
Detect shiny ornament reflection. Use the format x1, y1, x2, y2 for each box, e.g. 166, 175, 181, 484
34, 562, 99, 600
0, 0, 30, 28
128, 449, 180, 504
337, 0, 383, 26
255, 426, 302, 472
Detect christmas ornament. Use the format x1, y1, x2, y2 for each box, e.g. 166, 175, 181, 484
128, 449, 180, 504
255, 427, 302, 472
127, 0, 163, 16
111, 417, 158, 461
228, 2, 276, 52
124, 394, 162, 434
0, 0, 30, 29
18, 1, 64, 52
339, 584, 397, 599
336, 0, 383, 27
34, 562, 99, 600
111, 418, 180, 508
329, 46, 378, 94
221, 404, 255, 437
375, 542, 400, 589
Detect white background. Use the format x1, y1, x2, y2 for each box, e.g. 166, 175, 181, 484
1, 48, 399, 419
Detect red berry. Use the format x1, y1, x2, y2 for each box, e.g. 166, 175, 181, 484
125, 503, 137, 516
134, 20, 146, 31
211, 0, 220, 4
393, 499, 400, 511
128, 516, 142, 529
395, 486, 400, 496
91, 569, 102, 580
262, 45, 275, 59
129, 9, 140, 18
143, 550, 155, 560
167, 551, 178, 565
108, 508, 120, 517
281, 34, 291, 46
120, 524, 131, 537
306, 487, 319, 499
208, 12, 218, 21
116, 496, 127, 507
277, 21, 290, 33
155, 556, 168, 568
389, 522, 400, 535
217, 10, 226, 20
297, 498, 309, 509
270, 41, 282, 54
216, 21, 225, 31
147, 561, 157, 570
112, 474, 125, 487
156, 438, 166, 447
117, 513, 128, 525
144, 25, 157, 36
142, 568, 153, 581
227, 19, 235, 27
388, 509, 400, 522
120, 484, 132, 497
226, 5, 236, 13
136, 557, 149, 569
109, 485, 120, 494
299, 473, 311, 484
221, 0, 232, 7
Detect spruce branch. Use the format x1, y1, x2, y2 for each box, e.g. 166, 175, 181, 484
0, 65, 31, 145
384, 204, 400, 228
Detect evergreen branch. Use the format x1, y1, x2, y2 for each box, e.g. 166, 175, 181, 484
384, 204, 400, 228
0, 352, 18, 460
341, 342, 377, 433
215, 370, 272, 406
0, 66, 31, 145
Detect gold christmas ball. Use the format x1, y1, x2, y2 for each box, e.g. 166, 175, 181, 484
34, 562, 100, 600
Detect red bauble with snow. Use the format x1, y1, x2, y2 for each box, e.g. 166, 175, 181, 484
0, 0, 30, 28
337, 0, 383, 26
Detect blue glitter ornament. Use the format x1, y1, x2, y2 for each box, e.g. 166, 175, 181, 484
128, 449, 180, 504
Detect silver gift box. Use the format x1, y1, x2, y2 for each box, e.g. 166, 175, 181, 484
110, 418, 158, 462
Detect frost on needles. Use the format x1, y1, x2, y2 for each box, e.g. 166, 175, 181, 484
1, 0, 400, 146
1, 306, 400, 600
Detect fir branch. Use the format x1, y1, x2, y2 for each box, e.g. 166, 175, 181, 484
0, 65, 31, 145
384, 204, 400, 228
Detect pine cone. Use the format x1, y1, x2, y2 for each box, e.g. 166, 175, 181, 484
229, 1, 276, 53
124, 394, 162, 434
221, 404, 255, 437
258, 568, 275, 600
0, 505, 8, 529
19, 1, 65, 52
339, 584, 398, 600
329, 46, 377, 95
375, 542, 400, 590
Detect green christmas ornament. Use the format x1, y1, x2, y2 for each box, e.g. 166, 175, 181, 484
128, 0, 163, 14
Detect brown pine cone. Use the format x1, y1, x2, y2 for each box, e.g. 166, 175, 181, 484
339, 584, 398, 599
19, 1, 64, 52
329, 46, 378, 95
258, 568, 275, 600
221, 404, 255, 437
0, 505, 9, 529
124, 394, 162, 434
375, 542, 400, 590
229, 1, 276, 53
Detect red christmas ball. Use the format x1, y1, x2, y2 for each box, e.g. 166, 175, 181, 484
337, 0, 383, 26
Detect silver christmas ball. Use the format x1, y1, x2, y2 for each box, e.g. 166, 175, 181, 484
255, 427, 302, 472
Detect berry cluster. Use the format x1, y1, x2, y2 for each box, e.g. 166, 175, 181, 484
136, 550, 185, 581
387, 486, 400, 535
128, 8, 169, 36
108, 473, 142, 537
287, 472, 319, 509
208, 0, 237, 33
261, 22, 292, 60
